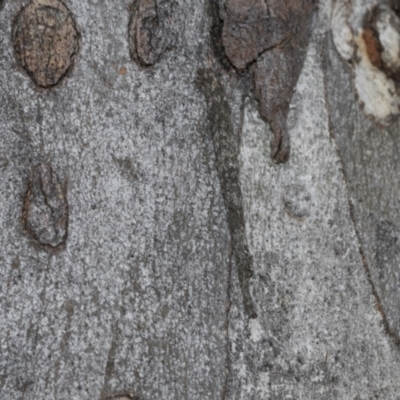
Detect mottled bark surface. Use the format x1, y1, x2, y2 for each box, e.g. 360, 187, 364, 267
2, 0, 400, 399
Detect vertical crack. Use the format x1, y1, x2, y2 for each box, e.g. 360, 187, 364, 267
221, 248, 233, 400
196, 69, 257, 319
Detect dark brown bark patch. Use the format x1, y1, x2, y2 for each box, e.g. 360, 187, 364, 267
12, 0, 80, 88
22, 163, 68, 251
218, 0, 314, 163
362, 27, 382, 69
221, 0, 286, 70
253, 1, 314, 163
128, 0, 175, 66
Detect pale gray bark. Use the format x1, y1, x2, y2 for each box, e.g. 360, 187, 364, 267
2, 1, 400, 399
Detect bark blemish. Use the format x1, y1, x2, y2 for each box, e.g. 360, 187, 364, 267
363, 5, 400, 80
332, 2, 400, 125
128, 0, 175, 66
22, 163, 68, 252
283, 184, 311, 220
362, 26, 383, 70
106, 394, 140, 400
216, 0, 314, 163
196, 69, 257, 318
12, 0, 80, 88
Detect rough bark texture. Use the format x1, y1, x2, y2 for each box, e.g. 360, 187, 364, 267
2, 0, 400, 399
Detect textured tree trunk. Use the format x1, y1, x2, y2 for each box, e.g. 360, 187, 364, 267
2, 0, 400, 399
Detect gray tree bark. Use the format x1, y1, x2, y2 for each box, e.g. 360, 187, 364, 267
2, 0, 400, 399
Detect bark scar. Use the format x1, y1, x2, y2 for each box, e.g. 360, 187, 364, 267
128, 0, 176, 66
12, 0, 80, 88
22, 163, 68, 252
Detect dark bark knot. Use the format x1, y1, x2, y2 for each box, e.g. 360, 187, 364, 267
12, 0, 80, 88
128, 0, 176, 66
22, 163, 68, 251
217, 0, 314, 163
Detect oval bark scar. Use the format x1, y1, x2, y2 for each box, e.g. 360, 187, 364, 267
12, 0, 80, 88
22, 163, 68, 251
128, 0, 175, 66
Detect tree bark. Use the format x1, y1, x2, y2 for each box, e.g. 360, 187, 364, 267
2, 0, 400, 399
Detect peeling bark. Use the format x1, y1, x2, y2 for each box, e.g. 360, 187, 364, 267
218, 0, 314, 163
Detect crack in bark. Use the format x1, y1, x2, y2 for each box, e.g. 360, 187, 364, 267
196, 69, 257, 319
221, 248, 233, 400
99, 321, 120, 400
